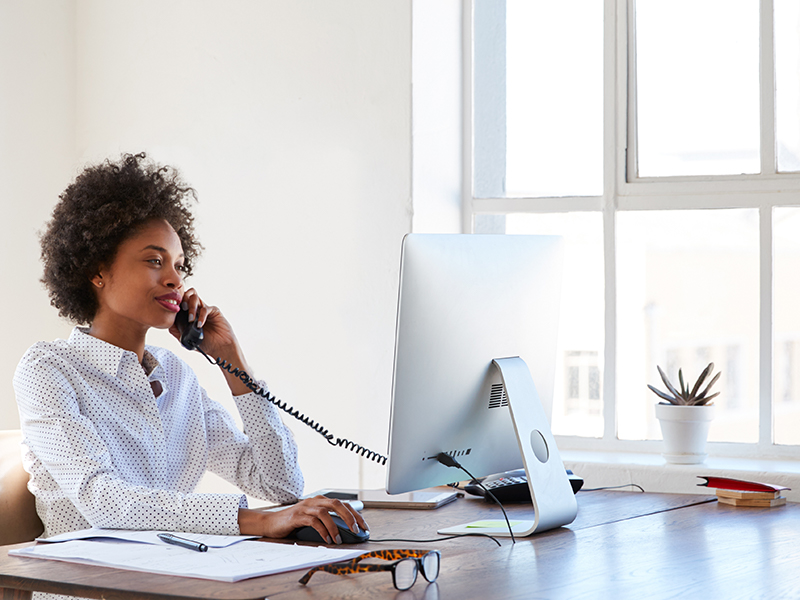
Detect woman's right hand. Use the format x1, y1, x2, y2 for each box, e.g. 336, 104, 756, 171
238, 496, 369, 544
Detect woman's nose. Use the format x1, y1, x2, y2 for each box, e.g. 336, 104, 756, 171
163, 266, 184, 288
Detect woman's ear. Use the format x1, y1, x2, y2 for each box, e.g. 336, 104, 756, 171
91, 272, 105, 289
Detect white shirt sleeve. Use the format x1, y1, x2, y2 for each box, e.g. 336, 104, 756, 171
201, 381, 305, 503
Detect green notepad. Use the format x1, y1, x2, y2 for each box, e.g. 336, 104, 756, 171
466, 520, 522, 528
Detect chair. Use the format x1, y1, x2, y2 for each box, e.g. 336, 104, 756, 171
0, 430, 44, 545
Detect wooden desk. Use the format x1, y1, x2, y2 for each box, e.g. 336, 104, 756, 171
1, 491, 798, 599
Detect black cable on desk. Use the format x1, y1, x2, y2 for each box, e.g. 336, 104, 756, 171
369, 533, 502, 547
435, 452, 516, 544
583, 483, 645, 493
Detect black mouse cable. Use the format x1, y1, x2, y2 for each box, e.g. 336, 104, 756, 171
583, 483, 645, 493
368, 533, 502, 547
435, 452, 516, 544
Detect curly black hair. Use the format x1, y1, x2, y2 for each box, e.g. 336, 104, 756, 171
40, 153, 203, 324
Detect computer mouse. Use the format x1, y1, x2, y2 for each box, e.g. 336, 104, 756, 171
291, 514, 370, 544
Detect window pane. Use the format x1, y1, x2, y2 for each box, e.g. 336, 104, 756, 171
776, 0, 800, 172
506, 213, 604, 437
504, 0, 603, 197
617, 210, 759, 443
635, 0, 760, 177
773, 207, 800, 444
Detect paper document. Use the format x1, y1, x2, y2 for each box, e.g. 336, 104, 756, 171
10, 539, 362, 583
38, 527, 256, 548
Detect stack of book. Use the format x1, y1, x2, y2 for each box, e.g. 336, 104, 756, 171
698, 476, 789, 508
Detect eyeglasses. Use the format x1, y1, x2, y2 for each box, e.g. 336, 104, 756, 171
298, 549, 441, 591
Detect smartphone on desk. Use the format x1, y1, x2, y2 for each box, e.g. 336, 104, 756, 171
318, 488, 458, 510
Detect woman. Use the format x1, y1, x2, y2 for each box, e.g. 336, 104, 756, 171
14, 153, 366, 546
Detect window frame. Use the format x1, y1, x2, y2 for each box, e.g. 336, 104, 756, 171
466, 0, 800, 460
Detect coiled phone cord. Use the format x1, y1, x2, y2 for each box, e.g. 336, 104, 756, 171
195, 346, 388, 466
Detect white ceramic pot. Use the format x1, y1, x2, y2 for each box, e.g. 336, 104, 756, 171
655, 403, 715, 464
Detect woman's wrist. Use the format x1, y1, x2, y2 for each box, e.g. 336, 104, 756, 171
238, 508, 267, 536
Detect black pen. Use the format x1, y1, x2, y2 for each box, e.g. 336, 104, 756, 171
157, 533, 208, 552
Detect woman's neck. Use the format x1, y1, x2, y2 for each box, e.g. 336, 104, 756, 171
87, 315, 148, 362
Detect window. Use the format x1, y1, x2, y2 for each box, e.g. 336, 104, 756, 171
634, 0, 761, 177
774, 207, 800, 444
616, 208, 759, 443
468, 0, 800, 457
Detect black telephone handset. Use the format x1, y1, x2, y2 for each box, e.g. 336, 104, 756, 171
174, 308, 204, 351
173, 308, 386, 465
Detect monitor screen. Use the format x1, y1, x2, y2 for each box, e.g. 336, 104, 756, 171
386, 234, 564, 494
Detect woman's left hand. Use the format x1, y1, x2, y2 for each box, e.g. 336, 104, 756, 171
170, 288, 255, 395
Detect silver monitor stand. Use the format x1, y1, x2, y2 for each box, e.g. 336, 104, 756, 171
438, 357, 577, 536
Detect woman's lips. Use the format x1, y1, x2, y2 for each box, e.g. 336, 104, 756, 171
156, 296, 181, 313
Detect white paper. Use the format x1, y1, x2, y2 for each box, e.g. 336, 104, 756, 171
10, 539, 363, 582
37, 528, 257, 548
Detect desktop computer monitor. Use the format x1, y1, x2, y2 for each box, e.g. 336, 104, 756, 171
386, 233, 565, 494
385, 234, 577, 535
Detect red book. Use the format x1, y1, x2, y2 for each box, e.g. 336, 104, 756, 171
697, 476, 789, 493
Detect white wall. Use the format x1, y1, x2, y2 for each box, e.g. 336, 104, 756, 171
0, 1, 77, 429
1, 0, 416, 495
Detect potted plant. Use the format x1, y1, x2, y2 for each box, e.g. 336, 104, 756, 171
648, 362, 720, 465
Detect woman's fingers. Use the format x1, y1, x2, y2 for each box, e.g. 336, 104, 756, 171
243, 497, 370, 543
175, 289, 234, 349
309, 496, 370, 537
311, 510, 340, 545
348, 503, 370, 533
195, 304, 211, 327
180, 288, 202, 322
327, 498, 369, 534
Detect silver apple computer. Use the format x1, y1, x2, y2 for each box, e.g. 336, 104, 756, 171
385, 233, 577, 535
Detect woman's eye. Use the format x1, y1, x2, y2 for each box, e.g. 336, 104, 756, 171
177, 264, 188, 274
148, 259, 162, 266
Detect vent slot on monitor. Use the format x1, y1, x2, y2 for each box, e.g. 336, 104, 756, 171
488, 383, 509, 409
426, 448, 472, 461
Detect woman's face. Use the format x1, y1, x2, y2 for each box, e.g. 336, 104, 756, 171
92, 219, 186, 332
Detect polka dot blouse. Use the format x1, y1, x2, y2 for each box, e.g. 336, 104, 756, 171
13, 327, 304, 538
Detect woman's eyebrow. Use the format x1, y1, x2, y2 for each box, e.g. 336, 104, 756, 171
141, 244, 185, 258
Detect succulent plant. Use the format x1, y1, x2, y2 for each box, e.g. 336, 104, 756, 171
647, 362, 720, 406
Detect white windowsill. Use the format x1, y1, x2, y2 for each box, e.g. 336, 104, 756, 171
561, 450, 800, 502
